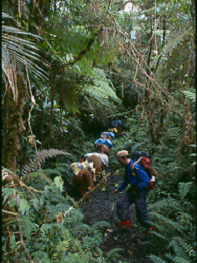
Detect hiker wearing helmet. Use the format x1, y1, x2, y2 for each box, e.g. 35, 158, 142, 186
113, 150, 151, 233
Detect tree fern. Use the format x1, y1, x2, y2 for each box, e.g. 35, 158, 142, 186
151, 26, 192, 68
21, 149, 71, 176
82, 67, 121, 103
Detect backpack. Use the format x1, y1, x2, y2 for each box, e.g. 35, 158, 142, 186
131, 151, 156, 190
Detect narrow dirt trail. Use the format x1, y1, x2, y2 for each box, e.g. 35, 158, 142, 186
78, 163, 152, 262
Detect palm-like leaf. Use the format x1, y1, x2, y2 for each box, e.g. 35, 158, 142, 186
2, 13, 48, 102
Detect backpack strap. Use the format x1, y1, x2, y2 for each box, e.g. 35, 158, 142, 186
131, 157, 143, 171
133, 157, 143, 166
130, 162, 139, 189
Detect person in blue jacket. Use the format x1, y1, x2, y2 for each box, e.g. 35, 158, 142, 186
111, 116, 123, 131
111, 116, 123, 128
113, 150, 151, 231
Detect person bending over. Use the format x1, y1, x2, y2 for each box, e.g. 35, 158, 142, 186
113, 150, 151, 232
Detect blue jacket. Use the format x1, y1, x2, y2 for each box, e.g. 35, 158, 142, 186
117, 159, 149, 192
101, 132, 115, 139
95, 138, 103, 145
95, 138, 113, 149
111, 120, 123, 127
103, 138, 113, 149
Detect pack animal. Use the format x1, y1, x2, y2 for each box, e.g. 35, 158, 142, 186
74, 169, 94, 199
95, 143, 110, 156
86, 155, 105, 182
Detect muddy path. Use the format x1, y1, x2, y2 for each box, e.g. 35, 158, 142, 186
77, 164, 152, 262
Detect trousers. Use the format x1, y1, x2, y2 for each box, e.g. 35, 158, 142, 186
117, 187, 150, 228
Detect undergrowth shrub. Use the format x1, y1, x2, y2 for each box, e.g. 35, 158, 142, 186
2, 160, 123, 263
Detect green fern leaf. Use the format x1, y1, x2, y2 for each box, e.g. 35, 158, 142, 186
106, 248, 124, 259
20, 216, 38, 239
178, 182, 193, 200
82, 67, 120, 103
21, 149, 71, 176
148, 254, 168, 263
182, 91, 196, 103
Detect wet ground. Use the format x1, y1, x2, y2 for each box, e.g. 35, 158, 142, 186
77, 165, 152, 262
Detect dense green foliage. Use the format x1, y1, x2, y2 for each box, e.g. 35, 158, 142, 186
2, 0, 195, 262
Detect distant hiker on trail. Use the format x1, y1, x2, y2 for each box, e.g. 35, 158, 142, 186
113, 150, 154, 236
111, 116, 123, 135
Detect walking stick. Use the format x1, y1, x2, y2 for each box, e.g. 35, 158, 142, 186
110, 201, 115, 224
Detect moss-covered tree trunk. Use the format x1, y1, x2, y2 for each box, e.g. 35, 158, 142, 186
2, 76, 27, 171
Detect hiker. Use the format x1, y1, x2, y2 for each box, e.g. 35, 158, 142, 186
111, 116, 123, 135
113, 150, 153, 235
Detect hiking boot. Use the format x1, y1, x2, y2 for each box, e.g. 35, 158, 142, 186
113, 220, 132, 239
118, 220, 130, 229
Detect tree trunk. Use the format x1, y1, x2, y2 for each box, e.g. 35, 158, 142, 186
2, 75, 27, 170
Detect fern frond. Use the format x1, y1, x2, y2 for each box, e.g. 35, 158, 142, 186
166, 127, 181, 139
26, 171, 53, 185
149, 212, 185, 233
21, 149, 71, 176
92, 221, 111, 230
106, 248, 124, 259
152, 26, 192, 62
178, 182, 193, 200
148, 254, 168, 263
20, 216, 38, 239
31, 251, 51, 263
150, 230, 169, 240
168, 238, 192, 263
182, 91, 196, 103
73, 223, 92, 235
82, 67, 120, 103
40, 223, 53, 233
172, 256, 192, 263
42, 168, 62, 177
